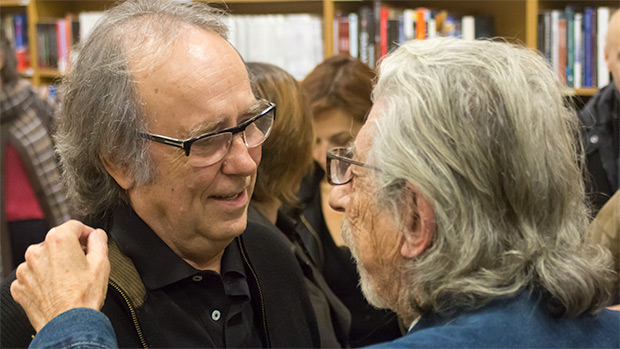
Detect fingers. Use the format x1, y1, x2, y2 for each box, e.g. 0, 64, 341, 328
46, 220, 97, 247
86, 229, 110, 274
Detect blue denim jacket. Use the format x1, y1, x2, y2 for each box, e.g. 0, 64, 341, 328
369, 291, 620, 348
30, 308, 117, 349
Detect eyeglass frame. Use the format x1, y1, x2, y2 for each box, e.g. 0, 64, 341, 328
326, 147, 381, 185
139, 100, 276, 157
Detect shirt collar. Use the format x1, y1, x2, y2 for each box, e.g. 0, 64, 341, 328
110, 204, 246, 290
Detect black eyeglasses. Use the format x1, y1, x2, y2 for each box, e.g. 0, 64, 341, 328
140, 100, 275, 167
326, 147, 381, 185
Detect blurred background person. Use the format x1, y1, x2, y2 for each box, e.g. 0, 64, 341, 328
294, 55, 402, 346
0, 27, 70, 277
246, 61, 351, 347
579, 9, 619, 214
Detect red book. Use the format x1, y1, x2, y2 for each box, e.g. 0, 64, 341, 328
338, 16, 350, 55
380, 7, 389, 57
558, 18, 566, 84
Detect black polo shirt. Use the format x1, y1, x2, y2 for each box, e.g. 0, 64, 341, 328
110, 206, 263, 347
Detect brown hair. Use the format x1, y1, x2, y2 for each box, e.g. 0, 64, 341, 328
247, 62, 314, 208
301, 55, 375, 123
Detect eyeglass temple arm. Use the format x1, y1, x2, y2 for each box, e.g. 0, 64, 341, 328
140, 133, 186, 150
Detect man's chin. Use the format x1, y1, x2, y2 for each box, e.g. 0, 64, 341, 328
358, 265, 392, 310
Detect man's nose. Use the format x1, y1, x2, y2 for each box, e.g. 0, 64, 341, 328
221, 133, 259, 175
329, 182, 350, 213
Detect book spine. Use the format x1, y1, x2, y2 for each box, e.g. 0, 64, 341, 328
415, 8, 426, 40
543, 11, 552, 62
574, 12, 583, 89
14, 14, 30, 72
551, 10, 560, 81
462, 15, 475, 41
584, 8, 593, 87
380, 7, 389, 57
565, 7, 575, 88
558, 17, 567, 84
403, 9, 415, 41
348, 13, 359, 58
597, 7, 610, 87
359, 7, 371, 65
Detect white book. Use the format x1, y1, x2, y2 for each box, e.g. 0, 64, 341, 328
574, 13, 583, 88
349, 13, 359, 58
427, 18, 437, 39
462, 16, 475, 41
403, 9, 415, 41
597, 7, 610, 88
551, 10, 560, 78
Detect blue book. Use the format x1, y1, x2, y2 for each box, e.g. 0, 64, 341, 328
584, 7, 594, 88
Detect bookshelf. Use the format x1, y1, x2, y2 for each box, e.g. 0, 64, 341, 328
1, 0, 615, 96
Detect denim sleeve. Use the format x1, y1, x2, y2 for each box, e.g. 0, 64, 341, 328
30, 308, 118, 349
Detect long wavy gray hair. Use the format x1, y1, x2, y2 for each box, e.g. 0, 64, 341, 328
370, 38, 614, 317
55, 0, 228, 218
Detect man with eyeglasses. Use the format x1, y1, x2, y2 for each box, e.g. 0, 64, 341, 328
1, 1, 319, 348
326, 38, 619, 347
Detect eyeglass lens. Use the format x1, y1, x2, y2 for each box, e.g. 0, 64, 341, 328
328, 148, 354, 185
188, 107, 274, 167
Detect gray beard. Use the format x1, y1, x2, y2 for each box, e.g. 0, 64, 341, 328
341, 219, 392, 310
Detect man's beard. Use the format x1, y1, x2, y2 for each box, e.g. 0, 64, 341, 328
341, 219, 392, 310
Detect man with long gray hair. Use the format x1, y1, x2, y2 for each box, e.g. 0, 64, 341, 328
327, 37, 619, 347
1, 0, 319, 347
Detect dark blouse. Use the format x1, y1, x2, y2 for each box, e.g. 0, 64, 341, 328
292, 164, 403, 347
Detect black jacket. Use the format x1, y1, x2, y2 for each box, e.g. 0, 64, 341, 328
578, 83, 620, 213
1, 213, 320, 348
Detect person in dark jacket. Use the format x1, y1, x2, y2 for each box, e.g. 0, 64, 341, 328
578, 9, 620, 213
246, 62, 351, 348
1, 1, 319, 348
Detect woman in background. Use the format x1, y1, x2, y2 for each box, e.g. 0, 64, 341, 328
246, 62, 351, 348
295, 56, 402, 347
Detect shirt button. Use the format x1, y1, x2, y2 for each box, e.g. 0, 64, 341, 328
590, 135, 599, 144
211, 310, 221, 321
192, 275, 203, 282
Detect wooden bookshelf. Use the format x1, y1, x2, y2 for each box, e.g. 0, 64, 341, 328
0, 0, 28, 6
4, 0, 614, 96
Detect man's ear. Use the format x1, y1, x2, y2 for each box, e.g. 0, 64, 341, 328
101, 155, 134, 190
400, 182, 435, 259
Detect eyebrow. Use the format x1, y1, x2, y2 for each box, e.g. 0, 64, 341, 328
186, 100, 263, 138
187, 116, 228, 139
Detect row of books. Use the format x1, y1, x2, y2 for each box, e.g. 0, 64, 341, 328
334, 7, 494, 68
3, 13, 30, 74
3, 11, 105, 75
538, 6, 616, 89
36, 12, 104, 73
223, 14, 323, 80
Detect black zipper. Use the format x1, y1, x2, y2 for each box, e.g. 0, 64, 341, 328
108, 280, 148, 349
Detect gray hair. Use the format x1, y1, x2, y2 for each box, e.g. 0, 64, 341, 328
55, 0, 228, 218
370, 38, 614, 317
